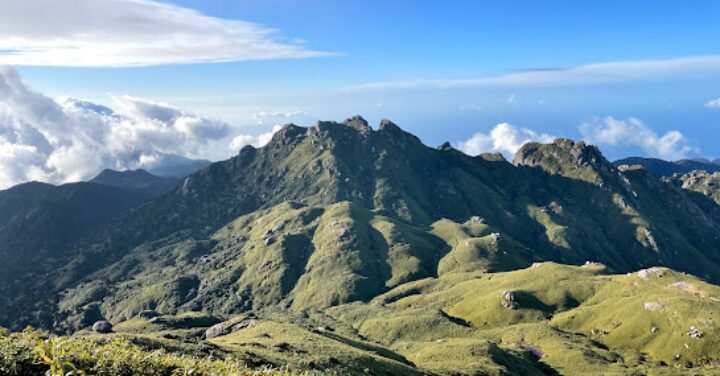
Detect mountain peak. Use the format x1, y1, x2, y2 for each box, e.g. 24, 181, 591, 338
269, 123, 307, 147
513, 138, 614, 183
378, 118, 400, 132
342, 115, 371, 131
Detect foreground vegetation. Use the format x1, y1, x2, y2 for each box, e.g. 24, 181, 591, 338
0, 328, 300, 376
6, 263, 720, 375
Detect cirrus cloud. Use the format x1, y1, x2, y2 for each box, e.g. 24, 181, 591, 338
0, 0, 334, 67
345, 55, 720, 91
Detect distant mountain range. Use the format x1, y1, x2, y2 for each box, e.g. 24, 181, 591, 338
613, 156, 720, 177
4, 117, 720, 374
90, 168, 178, 197
145, 154, 211, 178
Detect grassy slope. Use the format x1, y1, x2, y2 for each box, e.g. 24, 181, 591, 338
327, 263, 720, 374
44, 262, 720, 375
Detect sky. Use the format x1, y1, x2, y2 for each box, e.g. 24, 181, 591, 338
0, 0, 719, 188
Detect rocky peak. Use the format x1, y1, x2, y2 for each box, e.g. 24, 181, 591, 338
343, 115, 371, 132
479, 152, 506, 162
269, 123, 307, 147
378, 119, 423, 147
437, 141, 453, 151
513, 138, 616, 184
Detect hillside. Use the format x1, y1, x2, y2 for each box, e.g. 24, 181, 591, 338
4, 117, 720, 374
0, 181, 152, 328
7, 263, 720, 375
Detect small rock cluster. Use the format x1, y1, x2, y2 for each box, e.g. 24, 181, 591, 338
637, 267, 665, 280
687, 326, 703, 339
500, 290, 516, 309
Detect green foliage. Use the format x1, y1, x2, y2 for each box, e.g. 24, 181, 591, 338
0, 328, 302, 376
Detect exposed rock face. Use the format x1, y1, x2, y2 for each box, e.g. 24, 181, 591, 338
92, 320, 113, 333
668, 170, 720, 206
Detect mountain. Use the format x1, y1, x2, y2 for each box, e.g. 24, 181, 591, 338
0, 181, 152, 327
146, 154, 211, 178
5, 117, 720, 374
90, 169, 178, 197
613, 156, 720, 177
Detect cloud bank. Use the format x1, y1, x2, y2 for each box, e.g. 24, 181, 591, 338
0, 0, 332, 67
579, 117, 693, 160
0, 66, 277, 189
456, 117, 693, 161
455, 123, 555, 158
229, 125, 282, 151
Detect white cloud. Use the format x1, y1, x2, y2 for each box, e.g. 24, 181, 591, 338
0, 66, 272, 189
579, 117, 693, 160
229, 125, 282, 151
345, 55, 720, 91
705, 98, 720, 109
0, 0, 333, 67
455, 123, 555, 158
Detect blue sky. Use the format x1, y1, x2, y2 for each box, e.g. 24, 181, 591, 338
0, 0, 719, 187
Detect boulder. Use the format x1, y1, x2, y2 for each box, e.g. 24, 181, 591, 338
500, 290, 516, 310
204, 323, 228, 339
230, 319, 255, 332
92, 320, 113, 333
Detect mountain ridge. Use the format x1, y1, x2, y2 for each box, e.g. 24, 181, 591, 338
5, 117, 720, 329
5, 117, 720, 374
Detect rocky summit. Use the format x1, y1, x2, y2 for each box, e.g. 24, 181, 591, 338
3, 117, 720, 375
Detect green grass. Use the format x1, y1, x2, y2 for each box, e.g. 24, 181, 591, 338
326, 262, 720, 374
